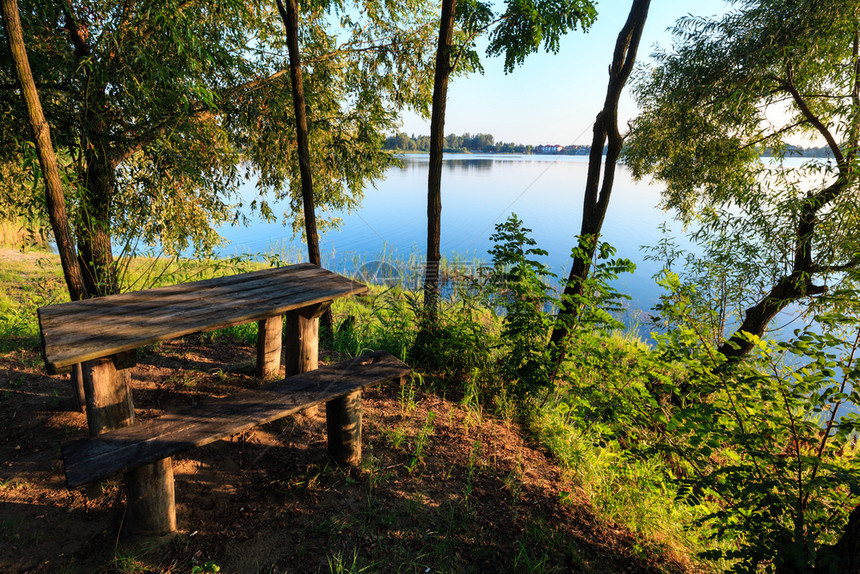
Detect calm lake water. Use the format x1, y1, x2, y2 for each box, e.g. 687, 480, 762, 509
219, 154, 680, 320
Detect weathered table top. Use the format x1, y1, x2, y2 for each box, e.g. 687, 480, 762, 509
38, 264, 368, 371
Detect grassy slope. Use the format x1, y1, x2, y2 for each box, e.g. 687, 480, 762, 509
0, 245, 708, 573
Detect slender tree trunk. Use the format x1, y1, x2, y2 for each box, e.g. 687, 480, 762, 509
549, 0, 650, 363
1, 0, 87, 302
276, 0, 321, 268
423, 0, 457, 322
276, 0, 332, 334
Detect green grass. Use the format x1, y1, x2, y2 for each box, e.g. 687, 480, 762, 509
0, 249, 67, 350
533, 401, 716, 562
0, 219, 50, 249
327, 283, 718, 569
0, 245, 269, 350
0, 237, 711, 571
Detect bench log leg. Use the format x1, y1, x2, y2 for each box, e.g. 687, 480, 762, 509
326, 390, 362, 465
71, 363, 86, 413
256, 316, 283, 379
125, 458, 176, 536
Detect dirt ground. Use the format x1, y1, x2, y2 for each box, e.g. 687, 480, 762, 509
0, 272, 698, 573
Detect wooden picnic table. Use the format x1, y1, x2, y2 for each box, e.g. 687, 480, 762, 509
34, 263, 407, 537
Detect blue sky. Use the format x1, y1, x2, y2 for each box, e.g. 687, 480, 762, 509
399, 1, 731, 145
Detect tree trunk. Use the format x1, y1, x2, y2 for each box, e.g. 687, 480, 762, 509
276, 0, 332, 334
818, 504, 860, 573
276, 0, 321, 268
549, 0, 650, 364
715, 32, 859, 364
0, 0, 88, 302
423, 0, 457, 322
715, 178, 846, 363
717, 271, 827, 360
78, 137, 119, 297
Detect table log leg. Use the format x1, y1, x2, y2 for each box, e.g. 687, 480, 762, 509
82, 357, 135, 436
326, 390, 362, 465
284, 308, 322, 375
256, 316, 283, 379
285, 302, 330, 416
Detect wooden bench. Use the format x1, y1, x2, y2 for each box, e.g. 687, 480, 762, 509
64, 350, 410, 534
37, 264, 411, 536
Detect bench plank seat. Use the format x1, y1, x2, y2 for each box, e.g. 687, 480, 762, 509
63, 350, 409, 488
38, 264, 368, 371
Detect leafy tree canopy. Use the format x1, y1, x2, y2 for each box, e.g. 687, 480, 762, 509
0, 0, 437, 273
624, 0, 860, 343
487, 0, 597, 73
446, 0, 596, 74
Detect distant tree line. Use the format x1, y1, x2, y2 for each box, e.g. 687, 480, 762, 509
386, 131, 837, 159
384, 131, 527, 153
383, 131, 593, 154
773, 144, 837, 158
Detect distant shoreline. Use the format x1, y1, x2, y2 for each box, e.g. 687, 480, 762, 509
384, 131, 835, 158
385, 148, 835, 158
385, 147, 833, 159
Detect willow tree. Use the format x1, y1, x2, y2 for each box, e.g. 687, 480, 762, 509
0, 0, 436, 298
624, 0, 860, 361
422, 0, 597, 320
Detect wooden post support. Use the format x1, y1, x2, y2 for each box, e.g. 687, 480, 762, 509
256, 316, 283, 379
125, 458, 176, 536
81, 357, 135, 436
285, 302, 330, 417
81, 355, 176, 537
326, 389, 362, 465
71, 363, 85, 413
284, 302, 331, 374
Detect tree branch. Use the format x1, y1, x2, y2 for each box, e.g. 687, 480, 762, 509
302, 21, 437, 66
812, 254, 860, 274
784, 60, 846, 167
847, 28, 860, 164
736, 120, 809, 152
0, 82, 71, 92
60, 0, 91, 57
111, 106, 214, 165
235, 69, 289, 93
450, 15, 507, 73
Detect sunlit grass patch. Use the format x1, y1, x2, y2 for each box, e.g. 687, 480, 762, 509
532, 397, 720, 570
0, 219, 50, 250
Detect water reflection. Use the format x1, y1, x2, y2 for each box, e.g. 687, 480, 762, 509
396, 154, 535, 174
444, 158, 494, 172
